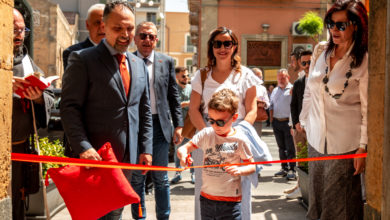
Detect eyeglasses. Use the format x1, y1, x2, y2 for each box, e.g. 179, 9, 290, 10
182, 74, 189, 79
212, 40, 235, 49
301, 60, 311, 66
14, 27, 30, 36
326, 20, 354, 31
139, 33, 157, 41
206, 114, 234, 127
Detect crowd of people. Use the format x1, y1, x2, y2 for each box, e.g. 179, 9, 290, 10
10, 0, 368, 219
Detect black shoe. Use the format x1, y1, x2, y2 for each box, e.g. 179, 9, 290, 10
274, 169, 288, 177
286, 170, 297, 180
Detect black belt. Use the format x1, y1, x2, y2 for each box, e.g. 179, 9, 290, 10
274, 117, 289, 122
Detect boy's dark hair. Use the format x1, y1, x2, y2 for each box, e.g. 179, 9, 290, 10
103, 1, 134, 21
175, 66, 187, 74
298, 50, 313, 59
208, 89, 239, 115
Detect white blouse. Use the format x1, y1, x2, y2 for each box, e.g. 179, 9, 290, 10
191, 65, 261, 120
299, 42, 368, 154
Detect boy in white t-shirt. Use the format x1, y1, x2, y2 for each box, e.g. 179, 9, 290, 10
178, 88, 255, 220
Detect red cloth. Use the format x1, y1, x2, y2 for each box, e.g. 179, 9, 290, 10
46, 142, 140, 220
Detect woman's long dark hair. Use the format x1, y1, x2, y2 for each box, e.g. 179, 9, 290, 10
324, 0, 368, 68
207, 27, 241, 73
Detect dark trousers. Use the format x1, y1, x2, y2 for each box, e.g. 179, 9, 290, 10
200, 196, 241, 220
12, 142, 28, 220
131, 116, 171, 220
272, 119, 296, 171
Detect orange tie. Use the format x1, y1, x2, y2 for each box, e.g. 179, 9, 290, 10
115, 54, 130, 96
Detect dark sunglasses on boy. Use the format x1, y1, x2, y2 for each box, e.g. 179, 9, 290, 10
212, 40, 235, 49
139, 33, 157, 41
326, 20, 354, 31
182, 74, 189, 79
301, 60, 311, 66
206, 114, 234, 127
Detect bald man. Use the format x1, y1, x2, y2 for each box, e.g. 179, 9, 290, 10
12, 8, 54, 219
62, 3, 105, 70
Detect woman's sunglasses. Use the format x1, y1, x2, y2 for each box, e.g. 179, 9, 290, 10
212, 40, 235, 49
139, 33, 157, 41
206, 114, 234, 127
301, 60, 311, 66
326, 20, 354, 31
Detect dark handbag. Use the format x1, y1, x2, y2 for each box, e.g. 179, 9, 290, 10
182, 68, 208, 139
22, 139, 40, 195
256, 106, 268, 122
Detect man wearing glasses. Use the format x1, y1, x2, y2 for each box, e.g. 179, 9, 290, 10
287, 50, 312, 199
131, 21, 183, 220
12, 8, 54, 219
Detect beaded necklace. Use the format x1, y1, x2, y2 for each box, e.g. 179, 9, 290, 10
322, 61, 354, 99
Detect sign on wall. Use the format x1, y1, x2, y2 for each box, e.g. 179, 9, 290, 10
247, 41, 281, 66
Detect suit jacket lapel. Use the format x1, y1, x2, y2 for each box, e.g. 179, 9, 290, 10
127, 52, 138, 104
153, 52, 163, 95
97, 43, 127, 102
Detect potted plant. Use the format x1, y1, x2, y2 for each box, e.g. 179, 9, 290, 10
296, 141, 309, 208
298, 11, 324, 42
26, 137, 66, 219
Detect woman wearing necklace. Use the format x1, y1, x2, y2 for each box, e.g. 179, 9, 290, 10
189, 27, 261, 220
299, 1, 368, 219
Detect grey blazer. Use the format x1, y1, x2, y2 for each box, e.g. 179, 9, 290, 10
135, 51, 183, 142
61, 42, 153, 164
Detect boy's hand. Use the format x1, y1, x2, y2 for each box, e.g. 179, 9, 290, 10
224, 165, 242, 177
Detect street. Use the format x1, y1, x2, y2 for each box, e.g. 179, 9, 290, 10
52, 124, 307, 220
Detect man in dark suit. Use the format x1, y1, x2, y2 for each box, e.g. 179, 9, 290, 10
287, 50, 312, 199
60, 2, 152, 219
130, 21, 183, 220
290, 50, 312, 145
62, 3, 105, 70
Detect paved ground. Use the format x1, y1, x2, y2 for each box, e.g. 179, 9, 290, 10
52, 124, 307, 220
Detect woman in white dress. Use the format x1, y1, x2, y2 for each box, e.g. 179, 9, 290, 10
189, 26, 261, 220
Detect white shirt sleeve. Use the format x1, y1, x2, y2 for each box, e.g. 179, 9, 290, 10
191, 69, 202, 95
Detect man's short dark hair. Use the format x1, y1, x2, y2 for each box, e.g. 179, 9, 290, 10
290, 51, 300, 60
103, 1, 134, 21
299, 50, 313, 59
175, 66, 187, 74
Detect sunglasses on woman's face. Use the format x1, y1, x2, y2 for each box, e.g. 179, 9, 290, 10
301, 60, 311, 66
206, 114, 234, 127
139, 33, 157, 41
326, 20, 354, 31
212, 40, 234, 49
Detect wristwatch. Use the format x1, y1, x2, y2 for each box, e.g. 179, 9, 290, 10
359, 144, 367, 151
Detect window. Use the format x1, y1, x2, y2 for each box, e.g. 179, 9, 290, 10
185, 58, 193, 73
147, 12, 157, 24
173, 57, 178, 66
185, 33, 195, 53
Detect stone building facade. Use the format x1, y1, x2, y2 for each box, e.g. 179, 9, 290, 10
0, 0, 14, 218
165, 11, 196, 74
28, 0, 77, 87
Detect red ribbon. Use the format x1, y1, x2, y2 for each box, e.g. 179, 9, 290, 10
11, 153, 367, 171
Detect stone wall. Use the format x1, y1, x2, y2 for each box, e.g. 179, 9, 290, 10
0, 0, 14, 218
365, 0, 385, 218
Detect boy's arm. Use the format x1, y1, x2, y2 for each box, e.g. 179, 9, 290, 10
177, 141, 197, 167
224, 158, 256, 176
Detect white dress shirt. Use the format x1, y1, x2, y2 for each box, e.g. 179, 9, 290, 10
137, 51, 157, 114
299, 42, 368, 154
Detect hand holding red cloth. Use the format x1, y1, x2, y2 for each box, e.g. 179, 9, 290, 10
46, 142, 140, 220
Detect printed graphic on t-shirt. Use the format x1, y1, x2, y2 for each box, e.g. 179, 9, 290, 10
203, 142, 240, 178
